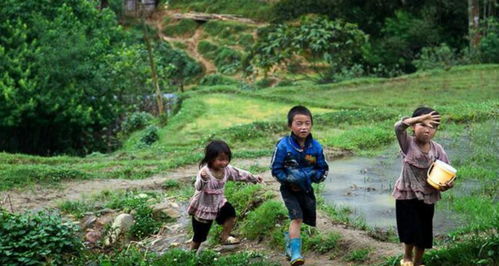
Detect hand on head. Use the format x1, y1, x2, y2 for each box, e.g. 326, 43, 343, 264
418, 111, 441, 128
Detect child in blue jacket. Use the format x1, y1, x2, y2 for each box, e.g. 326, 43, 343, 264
271, 105, 329, 265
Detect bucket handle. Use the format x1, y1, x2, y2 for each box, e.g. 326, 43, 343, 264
427, 162, 435, 179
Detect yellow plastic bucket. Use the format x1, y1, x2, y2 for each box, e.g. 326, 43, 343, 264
427, 160, 457, 190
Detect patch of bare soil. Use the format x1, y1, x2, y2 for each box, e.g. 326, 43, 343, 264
0, 165, 197, 212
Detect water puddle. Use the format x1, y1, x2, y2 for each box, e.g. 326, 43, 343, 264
322, 140, 474, 234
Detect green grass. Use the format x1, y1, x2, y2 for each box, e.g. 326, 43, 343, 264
345, 248, 370, 262
163, 19, 198, 37
169, 0, 274, 21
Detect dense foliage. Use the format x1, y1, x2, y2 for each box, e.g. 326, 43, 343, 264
0, 209, 82, 265
0, 0, 202, 155
251, 15, 367, 81
0, 0, 130, 155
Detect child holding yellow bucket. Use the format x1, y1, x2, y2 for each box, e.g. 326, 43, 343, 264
392, 107, 456, 266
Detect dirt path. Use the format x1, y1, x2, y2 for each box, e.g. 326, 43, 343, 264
1, 156, 400, 265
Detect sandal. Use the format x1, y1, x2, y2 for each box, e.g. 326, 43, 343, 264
400, 259, 414, 266
223, 236, 240, 245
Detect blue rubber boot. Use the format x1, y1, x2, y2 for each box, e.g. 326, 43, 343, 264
284, 232, 291, 260
289, 238, 304, 265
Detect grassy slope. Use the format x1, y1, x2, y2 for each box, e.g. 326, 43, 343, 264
1, 65, 497, 190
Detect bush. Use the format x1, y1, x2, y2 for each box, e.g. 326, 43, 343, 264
121, 112, 154, 134
139, 125, 159, 146
0, 210, 82, 265
424, 234, 498, 265
479, 32, 499, 63
214, 47, 243, 74
413, 43, 457, 71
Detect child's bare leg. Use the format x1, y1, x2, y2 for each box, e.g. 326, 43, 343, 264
289, 218, 302, 238
403, 243, 414, 262
191, 241, 201, 250
413, 246, 425, 266
220, 217, 236, 242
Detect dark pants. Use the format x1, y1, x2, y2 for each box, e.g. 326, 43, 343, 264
396, 199, 435, 249
280, 185, 317, 227
192, 202, 236, 243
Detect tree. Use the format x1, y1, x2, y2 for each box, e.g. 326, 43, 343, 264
0, 0, 131, 155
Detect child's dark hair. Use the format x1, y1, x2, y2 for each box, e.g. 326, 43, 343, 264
199, 140, 232, 168
412, 106, 440, 126
287, 105, 313, 126
412, 106, 439, 118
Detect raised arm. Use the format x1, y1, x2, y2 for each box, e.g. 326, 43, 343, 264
394, 118, 411, 154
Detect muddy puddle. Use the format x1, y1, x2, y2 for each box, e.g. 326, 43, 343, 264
322, 139, 477, 235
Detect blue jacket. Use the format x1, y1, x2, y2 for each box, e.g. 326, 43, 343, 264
271, 133, 329, 192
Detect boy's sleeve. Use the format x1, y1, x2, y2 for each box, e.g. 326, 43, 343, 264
311, 145, 329, 183
271, 141, 288, 184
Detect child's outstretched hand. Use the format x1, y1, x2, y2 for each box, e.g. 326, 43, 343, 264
255, 176, 265, 184
417, 111, 441, 128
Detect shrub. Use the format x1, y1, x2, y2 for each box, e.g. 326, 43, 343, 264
139, 125, 159, 146
479, 32, 499, 63
0, 210, 82, 265
413, 43, 457, 71
121, 112, 154, 134
424, 234, 499, 265
214, 47, 243, 74
130, 204, 162, 239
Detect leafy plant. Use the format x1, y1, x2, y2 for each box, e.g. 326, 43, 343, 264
0, 209, 82, 265
139, 125, 159, 146
345, 248, 370, 262
121, 112, 154, 135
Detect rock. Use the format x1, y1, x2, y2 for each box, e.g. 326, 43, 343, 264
82, 215, 97, 229
85, 230, 102, 243
96, 213, 116, 227
152, 201, 181, 219
164, 208, 181, 219
104, 213, 134, 246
